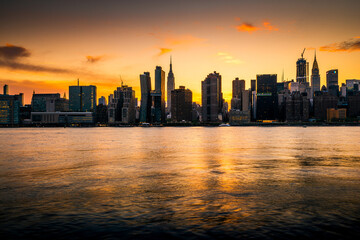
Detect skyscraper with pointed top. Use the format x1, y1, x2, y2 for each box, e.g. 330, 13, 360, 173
311, 51, 320, 96
167, 56, 175, 113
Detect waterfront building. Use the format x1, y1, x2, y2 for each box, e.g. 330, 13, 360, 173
69, 83, 96, 112
256, 74, 277, 120
0, 94, 20, 125
313, 93, 338, 120
347, 92, 360, 118
140, 72, 152, 123
346, 79, 360, 91
327, 108, 346, 122
171, 86, 192, 122
229, 109, 250, 125
31, 112, 94, 124
201, 71, 223, 122
31, 93, 60, 112
151, 66, 166, 123
285, 91, 310, 122
95, 104, 108, 124
3, 85, 9, 95
167, 57, 175, 114
108, 85, 136, 124
311, 52, 321, 96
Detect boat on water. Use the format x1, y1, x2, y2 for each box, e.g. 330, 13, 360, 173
219, 123, 231, 127
140, 123, 151, 127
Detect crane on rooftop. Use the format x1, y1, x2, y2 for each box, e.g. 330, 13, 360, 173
301, 48, 306, 58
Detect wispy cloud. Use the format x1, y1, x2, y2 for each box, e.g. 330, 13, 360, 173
235, 21, 279, 33
235, 23, 260, 33
86, 55, 105, 64
0, 43, 31, 60
158, 48, 172, 56
217, 52, 243, 64
320, 37, 360, 52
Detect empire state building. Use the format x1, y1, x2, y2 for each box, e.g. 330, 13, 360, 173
167, 56, 175, 113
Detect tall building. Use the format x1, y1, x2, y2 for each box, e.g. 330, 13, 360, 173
285, 92, 309, 122
201, 71, 223, 122
69, 83, 96, 112
167, 56, 175, 113
171, 86, 192, 122
232, 78, 245, 98
0, 93, 20, 125
313, 93, 338, 120
311, 52, 320, 96
139, 72, 152, 123
108, 85, 136, 124
251, 80, 256, 92
151, 66, 166, 123
31, 93, 61, 112
256, 74, 278, 120
296, 51, 309, 83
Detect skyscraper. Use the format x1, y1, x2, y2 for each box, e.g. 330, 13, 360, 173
151, 66, 166, 123
3, 85, 9, 95
232, 78, 245, 98
140, 72, 152, 123
326, 69, 339, 96
167, 56, 175, 113
69, 83, 96, 112
256, 74, 277, 120
108, 85, 136, 124
201, 71, 223, 122
171, 86, 192, 122
311, 51, 321, 96
296, 50, 309, 83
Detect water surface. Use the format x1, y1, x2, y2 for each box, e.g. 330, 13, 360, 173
1, 127, 360, 239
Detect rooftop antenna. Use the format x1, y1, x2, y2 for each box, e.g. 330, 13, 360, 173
77, 78, 79, 86
119, 75, 123, 87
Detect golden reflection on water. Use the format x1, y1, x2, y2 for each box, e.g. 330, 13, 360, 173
1, 127, 360, 237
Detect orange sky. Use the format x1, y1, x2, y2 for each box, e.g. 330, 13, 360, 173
0, 0, 359, 104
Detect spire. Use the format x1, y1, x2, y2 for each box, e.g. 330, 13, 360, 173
312, 50, 319, 70
169, 55, 173, 73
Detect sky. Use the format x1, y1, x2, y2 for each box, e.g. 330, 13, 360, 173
0, 0, 360, 104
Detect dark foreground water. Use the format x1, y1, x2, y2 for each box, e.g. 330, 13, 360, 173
0, 127, 360, 239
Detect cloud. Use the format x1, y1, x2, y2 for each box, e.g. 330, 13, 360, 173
235, 23, 260, 33
0, 43, 31, 60
0, 59, 73, 74
235, 21, 279, 33
86, 55, 105, 63
320, 37, 360, 52
158, 48, 172, 56
217, 52, 243, 64
263, 21, 279, 31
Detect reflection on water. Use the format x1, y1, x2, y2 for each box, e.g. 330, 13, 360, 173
1, 127, 360, 239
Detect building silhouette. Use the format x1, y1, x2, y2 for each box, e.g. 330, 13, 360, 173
256, 74, 277, 120
0, 85, 21, 125
232, 78, 245, 98
108, 85, 136, 124
171, 86, 192, 122
139, 72, 152, 123
326, 69, 339, 96
311, 52, 320, 96
201, 71, 223, 122
167, 57, 175, 114
69, 82, 96, 112
151, 66, 166, 123
296, 51, 309, 83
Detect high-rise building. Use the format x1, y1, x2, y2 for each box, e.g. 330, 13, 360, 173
69, 84, 96, 112
0, 94, 20, 125
108, 85, 136, 124
296, 52, 309, 83
256, 74, 277, 120
171, 86, 192, 122
31, 93, 61, 112
326, 69, 338, 88
167, 56, 175, 113
313, 93, 338, 120
151, 66, 166, 123
201, 71, 223, 122
311, 52, 321, 96
232, 78, 245, 98
285, 91, 309, 122
140, 72, 152, 123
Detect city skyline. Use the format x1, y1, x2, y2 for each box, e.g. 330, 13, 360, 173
0, 0, 359, 104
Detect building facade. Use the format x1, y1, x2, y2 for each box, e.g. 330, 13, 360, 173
201, 71, 223, 122
69, 85, 96, 112
108, 85, 136, 124
151, 66, 166, 123
256, 74, 277, 120
139, 72, 152, 123
167, 57, 175, 114
171, 86, 192, 122
311, 52, 321, 96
